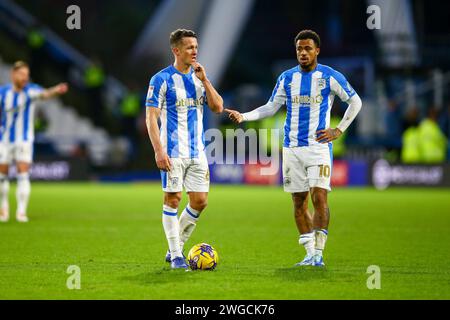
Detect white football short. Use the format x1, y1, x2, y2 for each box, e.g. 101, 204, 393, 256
282, 144, 333, 193
0, 142, 34, 165
161, 152, 210, 193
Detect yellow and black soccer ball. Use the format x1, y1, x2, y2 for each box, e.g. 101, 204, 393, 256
187, 243, 219, 270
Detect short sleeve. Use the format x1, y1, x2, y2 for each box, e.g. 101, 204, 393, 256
145, 75, 167, 108
330, 70, 356, 102
27, 83, 44, 100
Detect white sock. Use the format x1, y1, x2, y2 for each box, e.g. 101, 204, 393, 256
299, 232, 315, 257
179, 204, 200, 250
315, 229, 328, 257
16, 172, 30, 216
0, 173, 9, 214
162, 205, 182, 259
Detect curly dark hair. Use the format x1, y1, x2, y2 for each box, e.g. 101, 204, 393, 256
294, 30, 321, 48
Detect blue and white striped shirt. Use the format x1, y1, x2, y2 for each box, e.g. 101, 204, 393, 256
146, 65, 207, 159
269, 64, 357, 148
0, 83, 43, 144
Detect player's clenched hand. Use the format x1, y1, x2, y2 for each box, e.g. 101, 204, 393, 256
316, 128, 342, 143
155, 150, 171, 172
224, 108, 244, 124
192, 62, 207, 82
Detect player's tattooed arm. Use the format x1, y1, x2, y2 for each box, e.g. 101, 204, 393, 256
146, 107, 171, 172
40, 83, 69, 99
192, 62, 223, 114
315, 128, 342, 143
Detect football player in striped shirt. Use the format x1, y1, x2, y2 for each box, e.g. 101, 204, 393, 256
0, 61, 68, 223
226, 30, 362, 267
145, 29, 223, 269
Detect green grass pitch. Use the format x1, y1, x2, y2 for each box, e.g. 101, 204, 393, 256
0, 182, 449, 299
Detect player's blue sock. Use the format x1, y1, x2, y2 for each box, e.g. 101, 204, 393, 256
179, 204, 200, 250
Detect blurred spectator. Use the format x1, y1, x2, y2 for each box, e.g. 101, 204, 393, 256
401, 107, 420, 163
83, 60, 105, 127
27, 27, 45, 49
417, 107, 447, 163
34, 109, 48, 135
120, 83, 141, 159
402, 106, 420, 132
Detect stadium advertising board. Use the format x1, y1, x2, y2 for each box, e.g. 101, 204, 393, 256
8, 158, 89, 181
370, 159, 450, 189
210, 164, 245, 184
211, 160, 369, 186
330, 160, 348, 186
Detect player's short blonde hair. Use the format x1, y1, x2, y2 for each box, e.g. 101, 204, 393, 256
12, 60, 29, 71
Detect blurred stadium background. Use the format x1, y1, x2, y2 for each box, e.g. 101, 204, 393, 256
0, 0, 449, 187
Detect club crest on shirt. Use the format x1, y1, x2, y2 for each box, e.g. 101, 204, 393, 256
317, 78, 326, 90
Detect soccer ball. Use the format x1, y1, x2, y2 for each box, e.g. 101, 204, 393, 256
187, 243, 219, 270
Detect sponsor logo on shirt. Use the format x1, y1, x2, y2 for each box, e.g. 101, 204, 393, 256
176, 96, 206, 108
291, 94, 323, 105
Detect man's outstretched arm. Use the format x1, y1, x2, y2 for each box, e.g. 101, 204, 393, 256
226, 74, 286, 124
39, 83, 69, 100
225, 101, 283, 124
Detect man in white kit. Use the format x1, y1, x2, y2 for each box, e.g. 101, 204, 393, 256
145, 29, 223, 269
0, 61, 68, 223
226, 30, 362, 267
